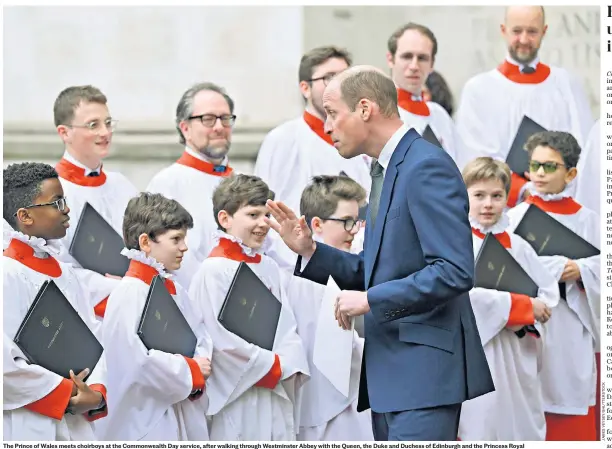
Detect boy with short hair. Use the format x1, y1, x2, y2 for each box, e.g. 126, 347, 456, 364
189, 174, 309, 441
3, 162, 108, 441
457, 157, 559, 441
287, 175, 373, 441
508, 131, 600, 441
52, 85, 139, 318
98, 192, 213, 441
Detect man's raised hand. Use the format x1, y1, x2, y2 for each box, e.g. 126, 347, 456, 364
265, 200, 316, 259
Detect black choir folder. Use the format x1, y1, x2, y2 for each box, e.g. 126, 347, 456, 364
505, 116, 546, 176
421, 125, 443, 149
513, 204, 600, 259
474, 233, 539, 298
218, 262, 281, 351
137, 275, 197, 358
13, 280, 103, 381
69, 202, 129, 277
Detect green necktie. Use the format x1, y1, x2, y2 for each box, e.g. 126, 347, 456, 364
368, 159, 384, 229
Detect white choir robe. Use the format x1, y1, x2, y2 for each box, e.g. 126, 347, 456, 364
456, 59, 593, 190
54, 154, 139, 315
3, 234, 107, 441
188, 236, 309, 441
285, 275, 373, 441
96, 251, 212, 441
146, 147, 233, 289
458, 226, 559, 441
396, 90, 460, 164
254, 114, 371, 265
508, 197, 599, 420
576, 120, 600, 214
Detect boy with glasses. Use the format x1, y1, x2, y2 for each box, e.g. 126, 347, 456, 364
53, 85, 138, 319
147, 82, 237, 289
286, 175, 373, 441
508, 131, 600, 441
3, 162, 108, 441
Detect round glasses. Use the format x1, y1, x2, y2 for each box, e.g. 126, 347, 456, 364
323, 217, 361, 232
67, 119, 117, 133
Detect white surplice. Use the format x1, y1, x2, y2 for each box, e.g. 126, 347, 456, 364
55, 152, 139, 310
398, 102, 460, 164
507, 191, 599, 416
146, 147, 234, 289
3, 232, 107, 441
285, 275, 373, 441
458, 216, 559, 441
96, 249, 212, 441
455, 58, 593, 171
254, 115, 371, 264
188, 233, 309, 441
3, 219, 13, 249
576, 119, 600, 214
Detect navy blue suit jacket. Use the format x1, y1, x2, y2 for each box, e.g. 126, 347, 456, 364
296, 128, 494, 413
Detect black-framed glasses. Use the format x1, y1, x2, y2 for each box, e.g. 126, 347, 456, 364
13, 197, 68, 217
189, 114, 236, 128
322, 217, 361, 232
529, 161, 566, 173
309, 73, 339, 86
66, 119, 117, 133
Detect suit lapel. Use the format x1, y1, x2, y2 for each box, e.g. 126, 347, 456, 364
365, 129, 419, 288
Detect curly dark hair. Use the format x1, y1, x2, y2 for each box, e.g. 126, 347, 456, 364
3, 162, 59, 228
525, 131, 581, 169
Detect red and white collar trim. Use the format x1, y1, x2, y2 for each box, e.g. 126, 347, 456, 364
120, 248, 172, 279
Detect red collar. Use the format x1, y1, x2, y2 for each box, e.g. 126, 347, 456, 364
55, 158, 107, 187
472, 228, 512, 249
124, 259, 176, 294
397, 88, 430, 116
303, 111, 334, 146
526, 195, 581, 215
208, 238, 262, 263
497, 60, 551, 84
3, 238, 62, 277
175, 151, 233, 177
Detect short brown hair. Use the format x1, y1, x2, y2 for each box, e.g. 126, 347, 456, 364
462, 157, 512, 194
340, 69, 399, 118
53, 85, 107, 127
123, 192, 194, 250
525, 131, 581, 169
299, 46, 352, 83
387, 22, 438, 62
212, 174, 275, 231
300, 175, 366, 229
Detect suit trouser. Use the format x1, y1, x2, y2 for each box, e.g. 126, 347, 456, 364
372, 403, 462, 441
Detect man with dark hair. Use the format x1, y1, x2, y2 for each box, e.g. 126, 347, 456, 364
146, 82, 236, 289
52, 85, 138, 319
268, 65, 494, 441
255, 46, 371, 268
386, 23, 460, 163
456, 6, 593, 207
3, 162, 108, 441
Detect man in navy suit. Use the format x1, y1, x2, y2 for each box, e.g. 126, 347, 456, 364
266, 66, 494, 441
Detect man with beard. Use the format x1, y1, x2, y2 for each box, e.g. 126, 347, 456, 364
387, 23, 460, 164
254, 46, 371, 265
455, 6, 593, 207
146, 83, 235, 288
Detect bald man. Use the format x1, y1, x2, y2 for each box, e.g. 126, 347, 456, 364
267, 66, 494, 441
455, 5, 593, 207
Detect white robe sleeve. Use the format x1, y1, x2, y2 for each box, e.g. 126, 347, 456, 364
254, 125, 303, 211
